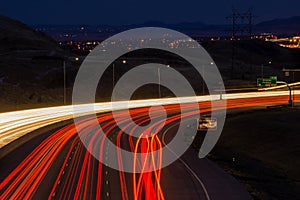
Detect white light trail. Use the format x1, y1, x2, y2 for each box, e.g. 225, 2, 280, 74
0, 90, 299, 149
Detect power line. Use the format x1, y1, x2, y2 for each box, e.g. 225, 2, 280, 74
226, 7, 254, 39
226, 7, 255, 78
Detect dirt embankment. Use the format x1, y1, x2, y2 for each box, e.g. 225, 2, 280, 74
207, 107, 300, 200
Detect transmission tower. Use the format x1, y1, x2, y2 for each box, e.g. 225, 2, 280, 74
226, 7, 255, 78
226, 7, 254, 39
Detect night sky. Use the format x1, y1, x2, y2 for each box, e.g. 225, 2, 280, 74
0, 0, 299, 25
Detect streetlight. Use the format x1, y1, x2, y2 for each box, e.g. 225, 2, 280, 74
112, 60, 126, 100
277, 81, 293, 107
158, 65, 170, 98
112, 63, 115, 100
283, 68, 300, 106
158, 67, 161, 98
261, 61, 272, 78
63, 60, 66, 105
62, 57, 80, 104
293, 71, 295, 103
202, 62, 214, 95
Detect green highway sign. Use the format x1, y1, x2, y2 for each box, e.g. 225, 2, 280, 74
257, 76, 277, 87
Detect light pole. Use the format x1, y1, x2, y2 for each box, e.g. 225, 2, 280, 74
63, 60, 66, 105
202, 62, 214, 95
277, 81, 293, 107
112, 63, 115, 90
158, 65, 170, 98
282, 68, 300, 106
293, 72, 295, 103
112, 60, 126, 100
261, 61, 272, 78
112, 63, 115, 100
202, 65, 205, 95
158, 67, 161, 98
62, 57, 79, 105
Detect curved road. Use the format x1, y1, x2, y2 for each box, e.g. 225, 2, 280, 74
1, 92, 299, 199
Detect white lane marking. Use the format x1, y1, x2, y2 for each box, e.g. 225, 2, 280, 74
162, 122, 211, 200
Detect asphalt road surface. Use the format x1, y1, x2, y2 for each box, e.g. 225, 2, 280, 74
1, 93, 299, 199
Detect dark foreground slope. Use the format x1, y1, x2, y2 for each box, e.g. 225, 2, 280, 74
209, 107, 300, 200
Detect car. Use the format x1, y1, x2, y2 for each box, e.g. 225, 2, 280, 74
198, 117, 217, 131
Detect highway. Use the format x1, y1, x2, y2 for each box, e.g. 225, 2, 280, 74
0, 91, 299, 199
1, 90, 299, 150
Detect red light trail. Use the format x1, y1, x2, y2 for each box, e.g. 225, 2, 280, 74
0, 95, 299, 199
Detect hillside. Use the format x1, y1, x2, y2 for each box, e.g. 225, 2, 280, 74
0, 14, 300, 112
255, 16, 300, 35
0, 15, 61, 52
202, 39, 300, 81
0, 14, 75, 111
0, 14, 71, 84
